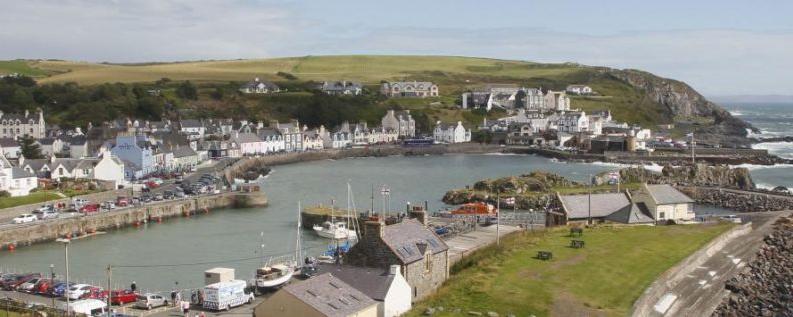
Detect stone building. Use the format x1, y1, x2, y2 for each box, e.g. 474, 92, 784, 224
0, 109, 46, 140
381, 110, 416, 138
380, 81, 438, 98
345, 210, 449, 302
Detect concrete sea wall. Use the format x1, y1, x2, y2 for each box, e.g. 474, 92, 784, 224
0, 192, 267, 249
678, 187, 793, 212
0, 189, 134, 222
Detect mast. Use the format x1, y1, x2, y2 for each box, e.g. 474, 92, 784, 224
296, 201, 302, 266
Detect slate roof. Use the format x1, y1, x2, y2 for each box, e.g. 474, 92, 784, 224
645, 184, 694, 205
558, 192, 633, 219
282, 273, 376, 317
604, 202, 655, 224
180, 119, 203, 129
172, 146, 197, 158
257, 128, 282, 138
0, 138, 18, 147
22, 159, 48, 172
11, 167, 34, 179
320, 81, 363, 92
314, 264, 395, 301
233, 132, 262, 144
382, 218, 448, 264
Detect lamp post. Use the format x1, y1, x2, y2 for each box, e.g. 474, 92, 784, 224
56, 238, 71, 316
49, 264, 56, 308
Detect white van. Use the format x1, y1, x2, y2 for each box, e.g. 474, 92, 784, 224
58, 299, 107, 316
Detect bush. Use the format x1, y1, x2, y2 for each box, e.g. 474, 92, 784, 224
276, 71, 298, 80
0, 190, 10, 198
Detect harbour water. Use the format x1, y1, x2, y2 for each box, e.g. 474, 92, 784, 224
1, 151, 791, 293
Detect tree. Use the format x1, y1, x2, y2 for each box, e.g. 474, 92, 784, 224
176, 81, 198, 100
18, 136, 43, 159
210, 87, 225, 100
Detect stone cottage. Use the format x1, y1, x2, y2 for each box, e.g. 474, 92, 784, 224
345, 210, 449, 302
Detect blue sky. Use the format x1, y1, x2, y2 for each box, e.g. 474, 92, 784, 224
2, 0, 792, 96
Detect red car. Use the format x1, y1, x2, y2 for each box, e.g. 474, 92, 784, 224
116, 197, 130, 207
83, 286, 109, 300
80, 203, 100, 213
145, 181, 159, 189
110, 290, 138, 305
34, 278, 53, 294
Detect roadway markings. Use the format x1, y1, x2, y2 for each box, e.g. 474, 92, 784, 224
708, 271, 717, 277
731, 258, 741, 265
698, 280, 707, 285
653, 293, 678, 314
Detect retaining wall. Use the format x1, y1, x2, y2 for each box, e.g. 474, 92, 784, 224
679, 187, 793, 212
0, 192, 267, 249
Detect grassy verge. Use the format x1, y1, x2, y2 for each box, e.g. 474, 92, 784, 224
0, 191, 62, 209
407, 223, 733, 317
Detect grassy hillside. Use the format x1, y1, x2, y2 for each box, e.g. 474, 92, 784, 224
407, 223, 733, 317
0, 60, 48, 77
5, 55, 728, 130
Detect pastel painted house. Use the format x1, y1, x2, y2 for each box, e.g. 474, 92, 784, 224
632, 184, 695, 222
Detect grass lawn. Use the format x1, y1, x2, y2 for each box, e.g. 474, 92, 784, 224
407, 223, 733, 317
0, 60, 48, 77
0, 191, 62, 209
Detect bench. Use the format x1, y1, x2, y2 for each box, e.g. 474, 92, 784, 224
537, 251, 553, 261
570, 240, 585, 248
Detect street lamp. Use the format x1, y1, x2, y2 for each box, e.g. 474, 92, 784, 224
56, 238, 71, 316
49, 264, 55, 308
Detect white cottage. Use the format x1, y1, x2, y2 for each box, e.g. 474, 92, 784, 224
0, 153, 38, 196
433, 121, 471, 144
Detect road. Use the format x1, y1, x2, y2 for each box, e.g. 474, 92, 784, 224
640, 211, 790, 317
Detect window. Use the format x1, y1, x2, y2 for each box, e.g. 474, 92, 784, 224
659, 212, 665, 219
424, 253, 432, 273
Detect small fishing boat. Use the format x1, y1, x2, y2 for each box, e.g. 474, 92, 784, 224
254, 263, 293, 289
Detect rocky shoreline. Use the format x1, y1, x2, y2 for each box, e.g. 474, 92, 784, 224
712, 216, 793, 316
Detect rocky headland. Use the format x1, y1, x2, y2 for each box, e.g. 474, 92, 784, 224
592, 164, 755, 190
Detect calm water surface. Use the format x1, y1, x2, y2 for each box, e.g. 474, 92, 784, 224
0, 153, 785, 293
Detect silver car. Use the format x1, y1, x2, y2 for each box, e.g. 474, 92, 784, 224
135, 293, 167, 310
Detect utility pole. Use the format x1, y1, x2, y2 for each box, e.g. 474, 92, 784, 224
588, 173, 592, 225
691, 132, 696, 165
106, 265, 112, 317
49, 264, 55, 308
496, 192, 500, 246
56, 238, 71, 316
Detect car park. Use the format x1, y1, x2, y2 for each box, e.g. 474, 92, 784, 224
153, 193, 164, 201
135, 293, 167, 310
12, 214, 38, 224
17, 277, 42, 292
34, 278, 55, 294
80, 204, 101, 214
51, 281, 75, 297
3, 273, 41, 290
163, 191, 174, 200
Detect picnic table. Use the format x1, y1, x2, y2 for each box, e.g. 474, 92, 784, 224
570, 240, 585, 248
537, 251, 553, 260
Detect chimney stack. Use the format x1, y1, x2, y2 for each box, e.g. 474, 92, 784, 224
364, 219, 384, 239
408, 205, 428, 226
389, 265, 401, 276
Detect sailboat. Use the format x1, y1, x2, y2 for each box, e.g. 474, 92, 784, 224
255, 203, 300, 290
312, 184, 359, 240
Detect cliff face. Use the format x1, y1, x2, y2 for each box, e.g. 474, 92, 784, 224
605, 69, 756, 145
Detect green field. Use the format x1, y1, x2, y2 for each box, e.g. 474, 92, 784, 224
0, 60, 48, 77
407, 223, 733, 317
0, 191, 62, 209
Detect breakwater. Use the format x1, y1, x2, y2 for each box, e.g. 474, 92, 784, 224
678, 187, 793, 212
0, 192, 267, 249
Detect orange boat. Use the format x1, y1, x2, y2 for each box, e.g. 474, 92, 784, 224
451, 202, 495, 215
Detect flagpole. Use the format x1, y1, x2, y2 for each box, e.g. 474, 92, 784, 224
496, 192, 500, 246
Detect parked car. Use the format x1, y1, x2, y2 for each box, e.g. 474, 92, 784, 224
3, 273, 41, 290
135, 293, 167, 310
37, 205, 55, 212
720, 215, 742, 223
51, 281, 75, 297
72, 198, 89, 208
33, 209, 59, 220
101, 201, 117, 210
153, 193, 164, 201
80, 204, 101, 213
12, 214, 38, 224
0, 274, 20, 290
17, 277, 42, 292
35, 278, 56, 294
83, 287, 109, 300
116, 197, 130, 207
163, 191, 174, 200
174, 191, 186, 198
110, 290, 138, 305
66, 284, 94, 300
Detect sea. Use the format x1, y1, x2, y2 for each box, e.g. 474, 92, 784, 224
722, 102, 793, 189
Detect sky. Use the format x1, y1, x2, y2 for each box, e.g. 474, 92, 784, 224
1, 0, 792, 96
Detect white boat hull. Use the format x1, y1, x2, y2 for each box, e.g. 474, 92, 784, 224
313, 226, 357, 240
255, 270, 293, 289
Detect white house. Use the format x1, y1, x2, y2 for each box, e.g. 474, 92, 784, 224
557, 111, 589, 133
239, 78, 280, 94
0, 153, 38, 197
232, 132, 265, 155
566, 84, 594, 95
0, 109, 46, 140
433, 121, 471, 144
318, 81, 363, 95
632, 184, 695, 222
171, 146, 200, 170
316, 264, 412, 317
301, 126, 325, 151
0, 138, 20, 159
93, 151, 126, 189
271, 120, 303, 152
179, 120, 205, 141
257, 128, 285, 153
322, 130, 352, 149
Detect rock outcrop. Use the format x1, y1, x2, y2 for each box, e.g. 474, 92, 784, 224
606, 69, 756, 146
442, 171, 576, 210
712, 216, 793, 316
593, 164, 755, 190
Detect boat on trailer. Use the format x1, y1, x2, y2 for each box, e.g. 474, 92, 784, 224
254, 263, 293, 289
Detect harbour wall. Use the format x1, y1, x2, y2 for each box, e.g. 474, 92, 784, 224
0, 192, 267, 249
678, 187, 793, 212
